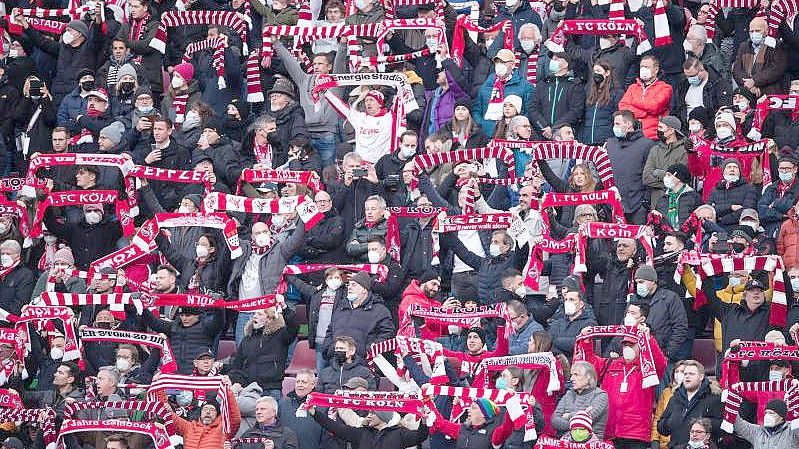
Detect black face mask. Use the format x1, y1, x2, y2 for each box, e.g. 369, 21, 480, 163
552, 1, 565, 11
593, 73, 604, 84
120, 81, 135, 93
227, 113, 240, 122
730, 242, 746, 253
657, 130, 667, 143
80, 80, 95, 92
95, 321, 113, 329
333, 350, 348, 364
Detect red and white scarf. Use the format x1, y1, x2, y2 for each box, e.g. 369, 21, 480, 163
703, 0, 760, 41
297, 391, 431, 419
31, 189, 135, 237
517, 46, 540, 86
147, 374, 232, 434
535, 437, 615, 449
523, 235, 577, 290
421, 384, 530, 436
64, 400, 178, 439
405, 304, 512, 339
171, 92, 189, 125
252, 139, 273, 168
128, 164, 212, 196
367, 336, 449, 387
721, 380, 799, 433
183, 36, 227, 89
15, 306, 80, 361
748, 95, 799, 140
412, 147, 516, 179
278, 263, 388, 293
0, 201, 29, 238
573, 222, 654, 274
203, 192, 323, 230
245, 49, 265, 103
387, 206, 445, 264
144, 292, 282, 313
236, 168, 323, 194
0, 408, 56, 447
539, 189, 625, 231
57, 419, 174, 449
0, 328, 25, 363
80, 327, 177, 373
766, 0, 797, 47
37, 292, 145, 321
573, 325, 660, 388
652, 0, 672, 46
0, 258, 20, 282
437, 213, 514, 232
0, 177, 27, 193
719, 341, 799, 387
260, 23, 373, 71
450, 15, 513, 68
0, 388, 22, 408
4, 15, 68, 34
473, 352, 562, 394
545, 19, 652, 55
150, 10, 249, 54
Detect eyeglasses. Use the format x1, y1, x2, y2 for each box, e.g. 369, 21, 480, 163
315, 199, 331, 204
689, 429, 708, 435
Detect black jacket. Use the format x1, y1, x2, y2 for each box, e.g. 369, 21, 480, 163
589, 250, 634, 327
322, 293, 395, 359
0, 265, 35, 316
157, 234, 231, 296
763, 110, 799, 152
328, 178, 379, 236
43, 209, 123, 270
672, 72, 732, 124
142, 308, 225, 374
758, 179, 799, 237
641, 287, 689, 361
399, 218, 436, 280
445, 236, 521, 304
703, 274, 774, 351
319, 357, 377, 393
548, 309, 598, 358
295, 209, 346, 263
130, 138, 191, 212
278, 392, 322, 449
455, 419, 498, 449
370, 256, 407, 310
314, 412, 429, 449
654, 187, 702, 229
708, 179, 759, 229
529, 74, 586, 138
268, 103, 308, 168
606, 129, 655, 215
228, 308, 298, 391
657, 379, 723, 448
239, 422, 299, 449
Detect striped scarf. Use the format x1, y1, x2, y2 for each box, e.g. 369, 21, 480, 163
517, 47, 540, 86
150, 10, 249, 55
172, 92, 189, 124
573, 222, 655, 276
147, 374, 233, 434
546, 19, 652, 55
573, 325, 661, 388
183, 36, 227, 89
0, 409, 56, 446
202, 192, 323, 230
721, 380, 799, 433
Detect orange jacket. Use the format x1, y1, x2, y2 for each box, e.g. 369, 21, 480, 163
172, 388, 241, 449
618, 78, 672, 140
777, 209, 799, 269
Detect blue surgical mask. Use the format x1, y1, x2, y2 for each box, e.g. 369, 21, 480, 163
495, 377, 508, 390
768, 370, 784, 381
636, 283, 650, 297
779, 171, 794, 183
750, 31, 764, 45
791, 278, 799, 291
687, 75, 702, 86
346, 293, 358, 302
548, 59, 561, 74
729, 277, 741, 287
613, 126, 626, 139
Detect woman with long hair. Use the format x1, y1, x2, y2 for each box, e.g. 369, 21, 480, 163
439, 99, 490, 149
493, 95, 523, 140
527, 331, 567, 436
538, 162, 605, 233
580, 60, 624, 145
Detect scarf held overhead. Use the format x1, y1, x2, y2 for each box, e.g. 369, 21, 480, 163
573, 325, 661, 388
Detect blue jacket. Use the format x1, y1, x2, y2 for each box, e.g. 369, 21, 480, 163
509, 318, 544, 355
493, 2, 543, 49
580, 88, 623, 145
473, 70, 534, 137
56, 87, 88, 132
758, 179, 799, 237
548, 310, 597, 358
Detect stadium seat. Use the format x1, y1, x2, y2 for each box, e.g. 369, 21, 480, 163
286, 340, 316, 375
282, 376, 297, 396
692, 338, 717, 375
217, 339, 237, 361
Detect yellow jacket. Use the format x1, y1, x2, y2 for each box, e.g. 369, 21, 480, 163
651, 386, 673, 447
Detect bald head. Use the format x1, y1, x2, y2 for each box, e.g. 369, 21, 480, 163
749, 17, 766, 35
314, 190, 332, 213
253, 222, 269, 234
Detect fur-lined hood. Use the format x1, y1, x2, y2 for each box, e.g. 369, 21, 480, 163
243, 312, 286, 338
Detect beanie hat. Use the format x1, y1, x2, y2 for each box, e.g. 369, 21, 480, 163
419, 269, 440, 284
173, 63, 195, 81
569, 409, 593, 431
116, 64, 137, 84
688, 106, 710, 127
659, 115, 684, 136
82, 204, 104, 213
733, 87, 756, 106
374, 410, 396, 424
182, 194, 203, 210
722, 157, 742, 171
53, 247, 75, 266
666, 163, 691, 184
474, 398, 499, 420
229, 98, 250, 118
134, 86, 154, 100
99, 122, 125, 146
350, 271, 372, 290
455, 97, 472, 110
715, 110, 735, 128
503, 95, 523, 114
766, 399, 788, 419
467, 327, 486, 344
365, 89, 385, 107
268, 77, 296, 99
67, 20, 90, 37
634, 265, 658, 282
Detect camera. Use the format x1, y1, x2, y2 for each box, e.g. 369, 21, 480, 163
385, 174, 401, 189
353, 166, 368, 178
710, 155, 724, 167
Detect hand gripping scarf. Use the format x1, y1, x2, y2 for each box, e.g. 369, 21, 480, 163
0, 408, 56, 448
472, 352, 563, 395
15, 305, 79, 361
539, 188, 625, 233
127, 165, 211, 196
573, 222, 654, 273
412, 147, 516, 180
0, 388, 22, 408
31, 190, 134, 237
147, 374, 232, 434
36, 292, 146, 316
150, 10, 249, 55
367, 337, 447, 389
689, 138, 773, 193
748, 95, 799, 141
0, 328, 23, 364
202, 192, 323, 230
278, 263, 388, 294
450, 15, 513, 68
366, 339, 418, 393
721, 380, 799, 433
79, 327, 177, 373
296, 391, 433, 423
387, 206, 446, 264
236, 168, 323, 194
766, 0, 797, 47
535, 436, 615, 449
545, 19, 652, 55
573, 325, 661, 388
0, 200, 29, 238
523, 235, 577, 290
182, 36, 227, 89
143, 292, 283, 313
63, 400, 180, 446
719, 341, 799, 388
57, 419, 175, 449
703, 0, 761, 41
437, 212, 514, 231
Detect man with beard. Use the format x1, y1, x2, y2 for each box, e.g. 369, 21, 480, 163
398, 270, 458, 339
166, 376, 241, 449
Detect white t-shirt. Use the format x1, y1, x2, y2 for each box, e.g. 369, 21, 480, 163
351, 109, 393, 163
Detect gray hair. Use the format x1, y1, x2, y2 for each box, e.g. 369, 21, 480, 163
573, 204, 598, 225
0, 240, 21, 255
687, 24, 708, 42
518, 23, 541, 41
342, 152, 363, 166
571, 361, 598, 388
365, 195, 386, 209
256, 395, 279, 413
98, 366, 121, 384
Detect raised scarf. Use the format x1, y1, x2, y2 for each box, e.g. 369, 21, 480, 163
80, 327, 177, 373
63, 400, 178, 440
546, 19, 652, 54
472, 352, 562, 394
278, 263, 388, 293
144, 293, 282, 313
421, 384, 531, 437
147, 374, 232, 434
31, 189, 134, 237
57, 419, 175, 449
720, 380, 799, 433
523, 235, 577, 290
128, 165, 212, 196
719, 342, 799, 387
0, 328, 25, 362
150, 10, 249, 55
412, 147, 516, 179
387, 206, 445, 264
450, 15, 513, 68
253, 140, 273, 168
535, 437, 615, 449
297, 391, 430, 420
0, 389, 24, 408
202, 192, 323, 230
539, 188, 625, 235
703, 0, 760, 41
183, 36, 227, 89
236, 168, 323, 194
573, 222, 654, 274
766, 0, 797, 47
0, 409, 55, 447
0, 201, 30, 240
573, 325, 660, 388
171, 92, 189, 125
4, 16, 67, 34
749, 95, 799, 140
437, 213, 514, 232
15, 306, 80, 361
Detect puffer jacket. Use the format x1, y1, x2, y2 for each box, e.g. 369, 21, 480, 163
618, 78, 673, 139
322, 292, 395, 359
142, 308, 225, 373
227, 309, 298, 391
606, 129, 656, 215
580, 88, 624, 145
172, 388, 241, 449
345, 217, 388, 262
734, 418, 799, 449
552, 386, 609, 439
529, 74, 586, 139
279, 391, 322, 449
708, 179, 759, 229
777, 209, 799, 268
228, 226, 306, 299
657, 379, 723, 448
643, 138, 689, 209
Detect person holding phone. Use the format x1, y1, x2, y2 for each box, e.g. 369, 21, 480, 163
13, 76, 56, 172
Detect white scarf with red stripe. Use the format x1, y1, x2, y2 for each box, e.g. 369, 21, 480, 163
450, 15, 513, 68
721, 380, 799, 433
183, 36, 227, 89
57, 419, 175, 449
573, 222, 654, 273
15, 306, 80, 361
79, 327, 178, 373
545, 19, 652, 55
203, 192, 323, 230
147, 374, 233, 434
236, 168, 323, 194
31, 189, 135, 237
150, 10, 249, 54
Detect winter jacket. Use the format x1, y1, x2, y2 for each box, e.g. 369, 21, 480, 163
369, 255, 407, 310
703, 275, 773, 351
278, 392, 321, 449
654, 186, 702, 229
56, 87, 89, 131
643, 139, 689, 209
732, 40, 788, 95
642, 287, 690, 361
314, 411, 429, 449
161, 81, 202, 123
618, 79, 673, 140
424, 67, 472, 136
672, 72, 732, 125
227, 309, 298, 391
758, 179, 799, 237
657, 379, 723, 448
116, 14, 163, 96
652, 386, 674, 448
576, 335, 667, 441
493, 2, 543, 48
268, 103, 309, 168
508, 317, 544, 356
580, 88, 624, 145
12, 96, 57, 156
0, 265, 35, 316
228, 226, 306, 299
590, 250, 635, 327
637, 3, 686, 77
31, 272, 86, 303
473, 70, 535, 137
529, 74, 586, 139
194, 46, 241, 117
397, 217, 436, 280
447, 237, 519, 304
778, 209, 799, 268
346, 217, 388, 262
398, 280, 445, 339
569, 42, 634, 87
439, 121, 491, 149
157, 234, 230, 296
295, 209, 346, 262
734, 418, 799, 449
238, 422, 299, 449
319, 357, 378, 393
289, 277, 345, 349
328, 178, 379, 236
43, 209, 123, 270
548, 310, 598, 358
708, 179, 759, 229
142, 308, 225, 373
171, 388, 241, 449
763, 110, 799, 151
606, 129, 656, 215
192, 137, 241, 190
552, 386, 609, 439
322, 292, 395, 359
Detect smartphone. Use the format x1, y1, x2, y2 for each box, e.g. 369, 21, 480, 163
29, 79, 42, 97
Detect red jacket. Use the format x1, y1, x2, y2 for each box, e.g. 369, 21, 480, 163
777, 209, 799, 268
576, 335, 667, 442
443, 324, 510, 377
618, 78, 672, 140
397, 281, 444, 339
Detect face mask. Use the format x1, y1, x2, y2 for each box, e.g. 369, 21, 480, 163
520, 40, 536, 54
80, 80, 95, 92
346, 293, 358, 302
171, 76, 184, 89
44, 235, 58, 244
0, 255, 13, 268
255, 233, 271, 248
689, 122, 702, 133
494, 377, 509, 390
175, 390, 193, 406
50, 347, 64, 360
333, 350, 348, 364
593, 73, 605, 84
495, 63, 509, 78
514, 286, 527, 298
657, 130, 668, 143
687, 440, 705, 449
768, 370, 784, 381
612, 125, 626, 139
137, 105, 154, 114
750, 31, 764, 45
779, 171, 794, 183
85, 211, 102, 225
489, 244, 502, 257
120, 81, 135, 93
178, 205, 193, 214
115, 358, 131, 372
548, 59, 561, 74
730, 242, 746, 253
763, 414, 778, 428
0, 224, 9, 235
195, 245, 209, 258
636, 282, 650, 297
716, 126, 733, 140
563, 301, 577, 316
506, 0, 518, 6
95, 321, 112, 329
622, 345, 636, 362
62, 31, 75, 46
791, 278, 799, 291
425, 38, 438, 52
639, 67, 652, 81
729, 276, 741, 287
688, 75, 702, 86
570, 428, 590, 443
723, 174, 739, 183
367, 250, 381, 264
736, 101, 749, 111
596, 37, 612, 50
400, 145, 416, 159
674, 372, 685, 385
326, 278, 342, 290
663, 174, 676, 190
623, 314, 638, 327
683, 40, 694, 52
